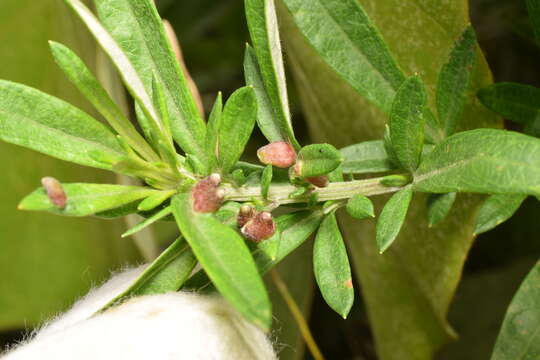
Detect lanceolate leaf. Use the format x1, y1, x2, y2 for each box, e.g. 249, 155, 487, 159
474, 194, 527, 235
0, 80, 124, 171
281, 0, 406, 113
426, 192, 457, 227
205, 92, 223, 174
19, 183, 160, 217
437, 26, 477, 137
376, 186, 413, 253
122, 206, 172, 238
101, 237, 197, 312
171, 193, 272, 330
48, 41, 157, 162
491, 261, 540, 360
244, 0, 298, 148
313, 212, 354, 319
94, 0, 206, 158
216, 87, 258, 173
389, 75, 426, 171
414, 129, 540, 197
340, 140, 395, 174
261, 164, 273, 199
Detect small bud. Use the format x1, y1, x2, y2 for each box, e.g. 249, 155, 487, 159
237, 205, 256, 228
241, 211, 276, 242
306, 175, 329, 188
41, 177, 67, 209
257, 142, 296, 168
192, 175, 224, 213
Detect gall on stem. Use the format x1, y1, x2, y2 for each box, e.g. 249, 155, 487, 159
41, 177, 67, 209
192, 174, 224, 213
241, 211, 276, 242
257, 141, 296, 168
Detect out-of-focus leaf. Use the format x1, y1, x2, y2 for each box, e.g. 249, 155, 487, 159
376, 186, 413, 253
474, 194, 527, 235
313, 212, 354, 318
389, 75, 426, 171
426, 192, 456, 227
340, 140, 395, 174
94, 0, 206, 158
102, 237, 196, 311
414, 129, 540, 197
437, 26, 477, 136
0, 80, 124, 171
171, 193, 271, 330
19, 183, 159, 217
491, 261, 540, 360
216, 87, 257, 173
244, 0, 298, 148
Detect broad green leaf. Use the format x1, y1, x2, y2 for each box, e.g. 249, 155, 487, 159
426, 192, 456, 227
478, 83, 540, 137
94, 0, 206, 158
295, 143, 343, 177
65, 0, 164, 142
346, 194, 375, 220
280, 0, 406, 113
278, 0, 500, 357
376, 186, 413, 253
313, 212, 354, 318
19, 183, 159, 217
101, 237, 196, 311
244, 0, 298, 148
48, 41, 157, 162
491, 261, 540, 360
437, 26, 477, 137
205, 92, 223, 174
414, 129, 540, 197
171, 193, 272, 330
389, 75, 426, 171
340, 140, 395, 174
261, 165, 273, 199
0, 80, 124, 171
474, 194, 527, 235
122, 206, 172, 238
216, 87, 258, 173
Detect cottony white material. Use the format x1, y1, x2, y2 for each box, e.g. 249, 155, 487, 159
3, 266, 276, 360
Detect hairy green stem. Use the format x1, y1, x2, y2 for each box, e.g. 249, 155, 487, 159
222, 176, 403, 205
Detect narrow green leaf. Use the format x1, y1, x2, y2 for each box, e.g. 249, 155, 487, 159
426, 192, 456, 227
478, 83, 540, 137
0, 80, 124, 171
346, 194, 375, 220
205, 92, 223, 174
19, 183, 159, 217
526, 0, 540, 44
94, 0, 206, 158
261, 165, 273, 199
474, 194, 527, 235
376, 186, 413, 253
414, 129, 540, 197
101, 237, 197, 311
137, 190, 175, 212
216, 87, 257, 173
340, 140, 395, 174
48, 41, 157, 162
122, 206, 172, 238
171, 193, 272, 330
295, 143, 343, 177
244, 0, 298, 148
389, 75, 426, 171
313, 212, 354, 318
281, 0, 406, 113
65, 0, 165, 143
437, 26, 477, 136
491, 261, 540, 360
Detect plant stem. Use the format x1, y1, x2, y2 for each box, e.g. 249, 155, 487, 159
270, 269, 325, 360
223, 176, 402, 205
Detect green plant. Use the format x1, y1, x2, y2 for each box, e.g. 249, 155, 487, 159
2, 0, 540, 358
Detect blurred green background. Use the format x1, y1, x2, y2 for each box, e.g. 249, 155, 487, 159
0, 0, 539, 359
